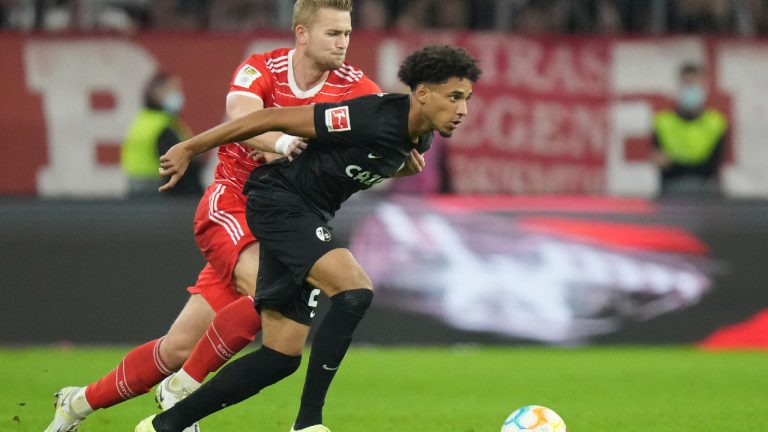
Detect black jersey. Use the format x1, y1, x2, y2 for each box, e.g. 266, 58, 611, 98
244, 93, 432, 220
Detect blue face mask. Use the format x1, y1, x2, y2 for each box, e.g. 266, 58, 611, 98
161, 90, 185, 113
678, 85, 706, 111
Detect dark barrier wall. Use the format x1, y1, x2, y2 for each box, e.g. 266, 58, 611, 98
1, 196, 767, 346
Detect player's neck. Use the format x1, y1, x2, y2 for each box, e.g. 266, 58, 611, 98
407, 94, 433, 140
291, 50, 331, 91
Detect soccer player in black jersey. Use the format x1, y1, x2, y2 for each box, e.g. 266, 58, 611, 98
136, 44, 481, 432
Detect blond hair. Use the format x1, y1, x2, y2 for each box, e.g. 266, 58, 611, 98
292, 0, 353, 32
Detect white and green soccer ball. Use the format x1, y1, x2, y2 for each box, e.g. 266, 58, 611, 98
501, 405, 566, 432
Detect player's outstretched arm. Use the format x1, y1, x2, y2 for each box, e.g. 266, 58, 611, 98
227, 93, 307, 161
159, 105, 317, 191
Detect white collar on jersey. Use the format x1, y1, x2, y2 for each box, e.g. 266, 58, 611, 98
287, 49, 328, 99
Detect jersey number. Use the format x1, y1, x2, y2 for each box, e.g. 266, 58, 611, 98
308, 288, 320, 318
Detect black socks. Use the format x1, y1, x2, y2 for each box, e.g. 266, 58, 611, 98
293, 288, 373, 429
153, 346, 301, 432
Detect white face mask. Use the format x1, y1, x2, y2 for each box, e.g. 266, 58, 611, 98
678, 85, 706, 111
161, 90, 185, 113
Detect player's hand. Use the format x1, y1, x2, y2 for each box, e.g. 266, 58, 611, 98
158, 142, 194, 192
397, 150, 426, 177
280, 136, 308, 161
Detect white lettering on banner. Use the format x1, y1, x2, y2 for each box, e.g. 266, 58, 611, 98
462, 33, 500, 83
449, 155, 605, 194
717, 42, 768, 197
453, 95, 608, 157
25, 40, 156, 197
461, 36, 609, 95
454, 96, 608, 157
379, 36, 613, 194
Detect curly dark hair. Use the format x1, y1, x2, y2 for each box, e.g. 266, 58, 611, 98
397, 45, 481, 90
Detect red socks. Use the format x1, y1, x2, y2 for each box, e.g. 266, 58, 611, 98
83, 297, 261, 409
85, 338, 172, 409
183, 296, 262, 383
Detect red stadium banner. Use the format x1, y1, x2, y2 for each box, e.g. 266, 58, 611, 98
1, 33, 768, 197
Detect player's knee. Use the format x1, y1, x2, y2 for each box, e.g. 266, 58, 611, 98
261, 346, 302, 378
354, 268, 373, 290
331, 288, 374, 317
158, 338, 193, 370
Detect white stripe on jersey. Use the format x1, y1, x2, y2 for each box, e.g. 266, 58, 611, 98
333, 70, 360, 82
220, 160, 255, 177
265, 56, 288, 67
267, 62, 288, 71
340, 64, 364, 77
273, 88, 304, 99
274, 80, 354, 90
322, 81, 356, 88
228, 142, 259, 161
269, 65, 288, 74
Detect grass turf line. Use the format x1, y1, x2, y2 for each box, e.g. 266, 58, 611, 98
1, 346, 766, 431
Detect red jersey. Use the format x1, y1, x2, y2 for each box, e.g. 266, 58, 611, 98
214, 48, 381, 190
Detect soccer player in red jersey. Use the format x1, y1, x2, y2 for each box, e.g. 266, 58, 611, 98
136, 44, 479, 432
43, 2, 405, 431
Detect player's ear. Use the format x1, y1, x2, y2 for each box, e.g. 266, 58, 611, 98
415, 83, 430, 104
295, 24, 309, 44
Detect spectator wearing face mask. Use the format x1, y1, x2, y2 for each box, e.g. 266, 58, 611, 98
651, 62, 728, 198
121, 72, 203, 197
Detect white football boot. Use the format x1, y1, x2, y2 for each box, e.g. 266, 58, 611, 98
43, 387, 87, 432
290, 425, 331, 432
155, 374, 200, 432
135, 415, 159, 432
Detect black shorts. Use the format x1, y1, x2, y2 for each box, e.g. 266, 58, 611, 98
245, 182, 339, 325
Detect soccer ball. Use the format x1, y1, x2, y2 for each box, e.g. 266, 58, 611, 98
501, 405, 566, 432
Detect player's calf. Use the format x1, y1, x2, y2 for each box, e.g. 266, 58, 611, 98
293, 288, 373, 430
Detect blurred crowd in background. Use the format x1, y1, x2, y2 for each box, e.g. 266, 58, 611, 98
2, 0, 768, 34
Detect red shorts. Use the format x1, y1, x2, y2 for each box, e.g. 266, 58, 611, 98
187, 182, 257, 312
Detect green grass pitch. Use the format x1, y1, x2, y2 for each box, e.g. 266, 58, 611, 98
1, 346, 766, 431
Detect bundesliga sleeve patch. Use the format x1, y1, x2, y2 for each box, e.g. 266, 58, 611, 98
325, 106, 351, 132
234, 65, 262, 88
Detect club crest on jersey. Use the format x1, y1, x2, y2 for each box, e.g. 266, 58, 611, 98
316, 227, 332, 242
234, 65, 261, 88
325, 106, 351, 132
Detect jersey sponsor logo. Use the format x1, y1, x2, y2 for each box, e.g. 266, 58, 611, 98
234, 65, 262, 88
316, 227, 332, 242
325, 106, 351, 132
346, 165, 385, 186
